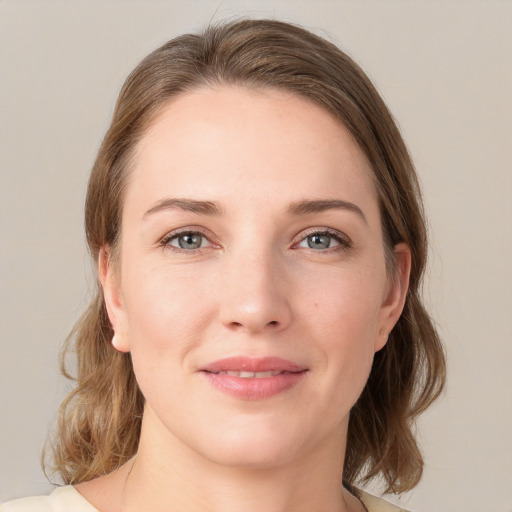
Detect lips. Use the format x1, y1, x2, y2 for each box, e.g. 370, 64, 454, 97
201, 356, 306, 374
199, 357, 308, 400
216, 370, 283, 378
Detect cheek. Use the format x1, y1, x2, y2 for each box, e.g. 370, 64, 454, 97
296, 266, 384, 395
120, 264, 214, 409
120, 260, 216, 363
298, 263, 384, 338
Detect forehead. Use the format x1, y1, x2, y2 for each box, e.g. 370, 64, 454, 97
127, 86, 378, 215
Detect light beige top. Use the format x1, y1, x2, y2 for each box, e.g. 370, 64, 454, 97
1, 486, 411, 512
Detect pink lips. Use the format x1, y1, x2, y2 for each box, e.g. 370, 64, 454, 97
200, 357, 308, 400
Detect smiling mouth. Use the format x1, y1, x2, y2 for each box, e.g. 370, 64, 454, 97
201, 356, 306, 374
212, 370, 285, 378
200, 357, 307, 399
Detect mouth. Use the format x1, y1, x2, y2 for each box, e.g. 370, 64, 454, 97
199, 357, 308, 400
200, 356, 306, 374
214, 370, 285, 378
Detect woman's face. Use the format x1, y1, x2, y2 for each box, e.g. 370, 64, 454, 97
102, 86, 409, 469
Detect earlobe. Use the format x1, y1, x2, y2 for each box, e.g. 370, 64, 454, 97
98, 246, 131, 353
374, 329, 389, 352
375, 243, 411, 352
111, 332, 129, 353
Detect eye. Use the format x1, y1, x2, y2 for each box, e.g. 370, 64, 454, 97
163, 231, 212, 251
296, 230, 351, 251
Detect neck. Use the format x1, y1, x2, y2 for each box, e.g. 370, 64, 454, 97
119, 410, 362, 512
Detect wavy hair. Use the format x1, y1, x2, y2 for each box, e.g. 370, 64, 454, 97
45, 19, 445, 493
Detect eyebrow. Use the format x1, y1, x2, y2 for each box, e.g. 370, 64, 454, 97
287, 199, 368, 224
143, 197, 367, 224
144, 198, 223, 218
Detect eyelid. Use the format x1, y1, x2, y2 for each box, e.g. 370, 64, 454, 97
292, 227, 352, 250
157, 225, 352, 252
159, 226, 219, 251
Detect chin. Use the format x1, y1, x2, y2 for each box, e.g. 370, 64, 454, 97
192, 414, 326, 471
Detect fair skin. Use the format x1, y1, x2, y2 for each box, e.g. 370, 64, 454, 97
77, 86, 410, 512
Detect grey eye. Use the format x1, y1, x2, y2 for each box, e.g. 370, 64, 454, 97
170, 232, 206, 250
307, 233, 333, 249
297, 232, 343, 250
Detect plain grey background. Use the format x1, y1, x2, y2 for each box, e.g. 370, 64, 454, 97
1, 1, 511, 511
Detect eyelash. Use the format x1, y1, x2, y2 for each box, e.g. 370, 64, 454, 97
159, 227, 352, 254
159, 228, 214, 252
293, 228, 352, 253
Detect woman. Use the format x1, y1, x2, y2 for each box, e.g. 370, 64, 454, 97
2, 19, 445, 512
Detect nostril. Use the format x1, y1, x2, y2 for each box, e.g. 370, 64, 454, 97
228, 320, 279, 329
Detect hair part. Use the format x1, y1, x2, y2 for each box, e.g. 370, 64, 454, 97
45, 18, 445, 493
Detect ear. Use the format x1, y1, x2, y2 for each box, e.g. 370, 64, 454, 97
374, 242, 411, 352
99, 246, 131, 353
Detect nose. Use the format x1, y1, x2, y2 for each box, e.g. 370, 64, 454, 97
219, 250, 292, 334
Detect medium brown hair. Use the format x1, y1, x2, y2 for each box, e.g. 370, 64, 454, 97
46, 19, 445, 493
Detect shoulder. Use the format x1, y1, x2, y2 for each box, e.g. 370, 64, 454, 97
1, 486, 98, 512
357, 488, 413, 512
